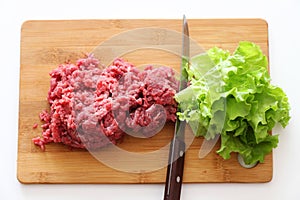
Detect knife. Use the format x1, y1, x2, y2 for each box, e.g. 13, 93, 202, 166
163, 15, 189, 200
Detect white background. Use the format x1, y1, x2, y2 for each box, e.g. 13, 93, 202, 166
1, 0, 300, 199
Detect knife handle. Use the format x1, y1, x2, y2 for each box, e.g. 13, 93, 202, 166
163, 136, 186, 200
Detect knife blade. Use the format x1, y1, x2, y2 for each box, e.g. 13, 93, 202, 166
163, 15, 189, 200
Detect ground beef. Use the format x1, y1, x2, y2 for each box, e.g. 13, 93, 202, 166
32, 123, 38, 129
33, 54, 179, 150
111, 65, 178, 138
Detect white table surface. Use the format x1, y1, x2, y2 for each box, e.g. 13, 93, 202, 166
1, 0, 299, 199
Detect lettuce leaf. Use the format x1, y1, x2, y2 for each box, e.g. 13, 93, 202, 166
175, 41, 290, 165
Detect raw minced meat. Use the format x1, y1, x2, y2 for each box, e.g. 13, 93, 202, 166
32, 123, 38, 129
32, 54, 179, 150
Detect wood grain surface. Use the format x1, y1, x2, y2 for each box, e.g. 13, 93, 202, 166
18, 19, 272, 184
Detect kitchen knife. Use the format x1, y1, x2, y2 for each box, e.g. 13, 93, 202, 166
163, 15, 189, 200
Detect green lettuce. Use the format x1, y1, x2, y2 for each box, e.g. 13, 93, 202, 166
175, 41, 290, 165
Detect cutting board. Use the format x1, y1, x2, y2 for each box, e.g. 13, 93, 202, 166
18, 19, 272, 184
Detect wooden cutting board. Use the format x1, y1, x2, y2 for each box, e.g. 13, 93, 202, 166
18, 19, 272, 184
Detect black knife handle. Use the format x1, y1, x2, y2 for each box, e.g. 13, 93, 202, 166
163, 136, 186, 200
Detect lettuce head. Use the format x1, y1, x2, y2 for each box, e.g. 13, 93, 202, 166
175, 41, 290, 165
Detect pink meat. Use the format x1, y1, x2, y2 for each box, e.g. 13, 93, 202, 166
33, 54, 179, 150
